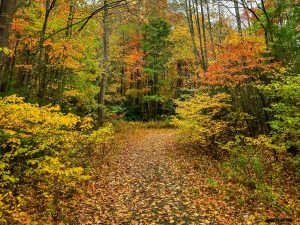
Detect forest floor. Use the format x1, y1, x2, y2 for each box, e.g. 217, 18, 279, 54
72, 128, 297, 225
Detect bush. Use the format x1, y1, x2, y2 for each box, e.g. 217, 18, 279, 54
221, 134, 296, 206
0, 95, 114, 223
173, 93, 247, 155
260, 71, 300, 153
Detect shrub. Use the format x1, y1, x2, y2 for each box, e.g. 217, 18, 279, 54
0, 95, 114, 223
260, 71, 300, 153
173, 93, 247, 155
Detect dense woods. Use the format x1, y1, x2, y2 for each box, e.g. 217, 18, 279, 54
0, 0, 299, 224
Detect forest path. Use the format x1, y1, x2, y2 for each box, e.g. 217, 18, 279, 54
76, 129, 218, 225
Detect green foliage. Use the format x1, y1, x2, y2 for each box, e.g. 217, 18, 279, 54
260, 70, 300, 152
0, 95, 114, 223
271, 0, 300, 65
223, 136, 268, 185
142, 17, 172, 94
206, 178, 219, 189
142, 17, 172, 62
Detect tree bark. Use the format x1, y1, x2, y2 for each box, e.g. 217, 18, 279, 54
205, 0, 216, 58
193, 0, 206, 71
98, 0, 109, 126
217, 1, 222, 44
65, 0, 75, 37
199, 0, 208, 71
0, 0, 16, 91
184, 0, 200, 63
29, 0, 56, 99
233, 0, 242, 33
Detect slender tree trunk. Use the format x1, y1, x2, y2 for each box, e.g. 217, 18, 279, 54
0, 0, 16, 91
199, 0, 208, 71
233, 0, 242, 33
98, 0, 109, 126
184, 0, 200, 63
120, 34, 126, 95
194, 0, 206, 72
260, 0, 273, 43
205, 0, 216, 58
29, 0, 56, 99
65, 0, 75, 37
217, 1, 222, 44
245, 7, 251, 28
58, 1, 75, 104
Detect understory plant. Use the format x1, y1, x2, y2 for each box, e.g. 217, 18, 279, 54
173, 93, 247, 156
0, 95, 114, 223
260, 70, 300, 164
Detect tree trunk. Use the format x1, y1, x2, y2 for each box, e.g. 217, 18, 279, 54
205, 0, 216, 58
199, 0, 208, 71
28, 0, 56, 100
233, 0, 242, 33
193, 0, 206, 72
260, 0, 273, 43
184, 0, 200, 63
65, 1, 75, 37
120, 34, 126, 96
217, 1, 222, 44
98, 0, 109, 126
0, 0, 16, 91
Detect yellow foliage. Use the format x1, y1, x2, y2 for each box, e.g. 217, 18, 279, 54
173, 93, 244, 148
0, 95, 114, 222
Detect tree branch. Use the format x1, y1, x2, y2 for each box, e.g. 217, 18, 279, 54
45, 0, 134, 40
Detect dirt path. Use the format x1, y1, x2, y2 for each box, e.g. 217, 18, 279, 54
75, 129, 218, 225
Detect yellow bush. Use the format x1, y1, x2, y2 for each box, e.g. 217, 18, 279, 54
0, 95, 114, 223
173, 93, 231, 146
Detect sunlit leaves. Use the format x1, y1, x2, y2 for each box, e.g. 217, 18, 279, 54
173, 93, 233, 147
0, 95, 114, 222
203, 35, 275, 87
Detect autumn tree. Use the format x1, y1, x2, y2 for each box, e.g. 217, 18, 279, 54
0, 0, 16, 91
142, 17, 172, 116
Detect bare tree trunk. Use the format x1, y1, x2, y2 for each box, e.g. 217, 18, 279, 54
233, 0, 242, 33
120, 34, 126, 96
244, 5, 251, 28
200, 0, 208, 71
28, 0, 56, 99
65, 0, 75, 37
98, 0, 109, 126
217, 1, 222, 44
260, 0, 273, 43
205, 0, 216, 58
184, 0, 200, 63
193, 0, 206, 72
0, 0, 16, 91
58, 0, 76, 103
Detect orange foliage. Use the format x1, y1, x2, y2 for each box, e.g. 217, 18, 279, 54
202, 36, 276, 87
124, 34, 144, 71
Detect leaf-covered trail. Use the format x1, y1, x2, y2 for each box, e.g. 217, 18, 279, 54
75, 129, 229, 224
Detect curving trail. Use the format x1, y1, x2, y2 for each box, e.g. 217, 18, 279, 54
76, 129, 218, 225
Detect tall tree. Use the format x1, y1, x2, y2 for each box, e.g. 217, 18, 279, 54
142, 17, 171, 115
205, 0, 216, 58
0, 0, 16, 91
233, 0, 242, 33
98, 0, 110, 126
199, 0, 208, 71
184, 0, 200, 64
193, 0, 206, 71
